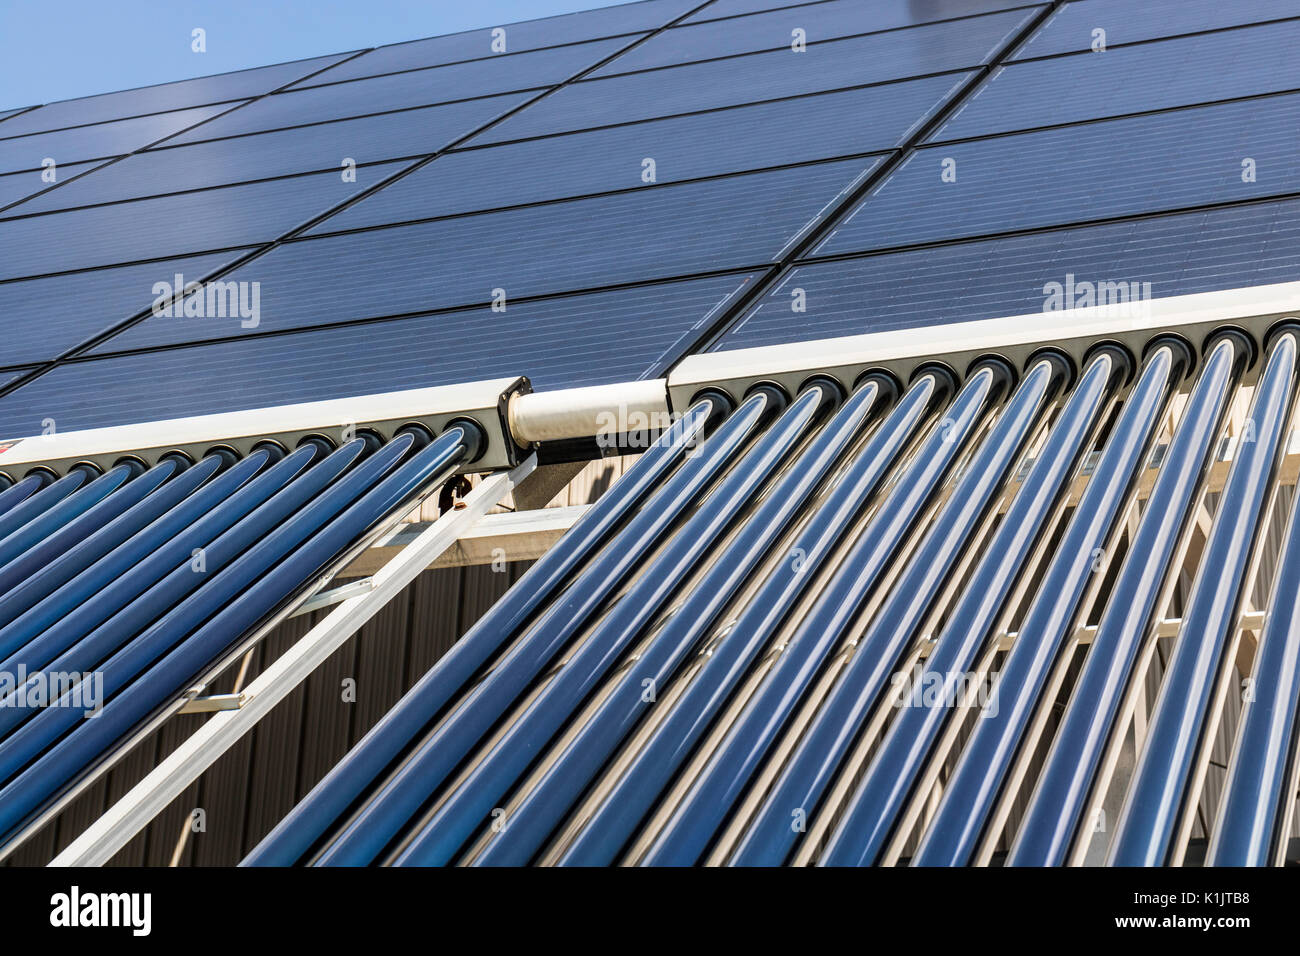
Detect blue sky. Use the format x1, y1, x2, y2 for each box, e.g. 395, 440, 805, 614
0, 0, 628, 109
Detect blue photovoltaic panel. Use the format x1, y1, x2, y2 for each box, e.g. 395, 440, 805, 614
684, 0, 1035, 25
595, 0, 1042, 76
312, 76, 960, 233
0, 53, 353, 139
0, 160, 409, 281
161, 38, 629, 146
716, 198, 1300, 350
299, 0, 694, 85
0, 251, 242, 368
818, 93, 1300, 256
0, 161, 104, 212
474, 8, 1033, 144
1013, 0, 1300, 60
683, 0, 833, 24
286, 35, 635, 94
933, 19, 1300, 142
0, 108, 26, 123
0, 273, 759, 436
15, 94, 532, 215
0, 104, 236, 175
92, 159, 869, 354
473, 66, 966, 151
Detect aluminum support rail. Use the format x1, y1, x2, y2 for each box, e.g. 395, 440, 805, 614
554, 367, 969, 866
912, 339, 1190, 865
1108, 327, 1300, 866
245, 395, 730, 866
819, 346, 1127, 867
1008, 330, 1252, 866
312, 387, 789, 865
731, 353, 1068, 866
50, 455, 535, 867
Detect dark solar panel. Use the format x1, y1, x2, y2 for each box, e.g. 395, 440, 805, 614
299, 0, 693, 84
0, 53, 352, 139
9, 0, 1294, 428
159, 39, 629, 146
90, 158, 870, 355
1013, 0, 1300, 60
818, 93, 1300, 256
594, 0, 1042, 75
15, 96, 532, 215
472, 8, 1034, 144
310, 77, 955, 232
932, 19, 1300, 142
0, 273, 759, 437
288, 34, 636, 95
0, 252, 242, 368
683, 0, 835, 24
0, 104, 235, 175
686, 0, 1038, 25
717, 198, 1300, 350
0, 161, 104, 212
0, 161, 410, 281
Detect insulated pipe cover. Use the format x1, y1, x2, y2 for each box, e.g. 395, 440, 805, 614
507, 380, 669, 444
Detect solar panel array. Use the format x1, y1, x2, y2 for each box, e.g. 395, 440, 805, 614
1, 0, 1298, 441
716, 0, 1300, 351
